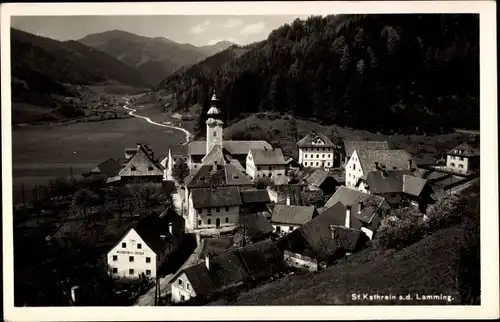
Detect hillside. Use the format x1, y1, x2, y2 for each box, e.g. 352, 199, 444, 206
199, 41, 237, 56
163, 14, 479, 135
78, 30, 211, 85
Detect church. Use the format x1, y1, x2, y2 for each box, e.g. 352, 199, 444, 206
164, 92, 273, 180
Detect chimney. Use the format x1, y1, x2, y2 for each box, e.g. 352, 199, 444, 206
136, 142, 141, 150
160, 234, 166, 240
205, 255, 210, 270
358, 201, 364, 212
407, 159, 413, 170
70, 286, 80, 304
345, 206, 351, 228
286, 195, 291, 206
374, 161, 379, 170
168, 222, 173, 234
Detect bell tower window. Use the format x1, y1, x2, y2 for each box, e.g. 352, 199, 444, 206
213, 131, 217, 137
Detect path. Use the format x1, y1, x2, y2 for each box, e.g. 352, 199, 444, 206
122, 98, 191, 145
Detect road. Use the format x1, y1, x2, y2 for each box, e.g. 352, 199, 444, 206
122, 98, 191, 145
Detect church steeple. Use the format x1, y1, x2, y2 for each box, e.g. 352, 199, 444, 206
206, 90, 224, 155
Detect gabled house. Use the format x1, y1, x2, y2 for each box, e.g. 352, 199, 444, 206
246, 148, 286, 182
162, 145, 189, 181
345, 149, 414, 188
355, 170, 433, 212
240, 189, 271, 214
324, 186, 392, 236
110, 143, 164, 185
185, 163, 253, 191
240, 212, 274, 241
277, 204, 368, 271
270, 204, 318, 235
446, 142, 480, 174
297, 132, 336, 169
170, 239, 283, 303
83, 158, 122, 180
343, 140, 390, 165
107, 211, 184, 279
186, 186, 242, 232
298, 168, 338, 195
266, 184, 324, 208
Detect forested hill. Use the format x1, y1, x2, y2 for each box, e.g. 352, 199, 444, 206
163, 14, 479, 135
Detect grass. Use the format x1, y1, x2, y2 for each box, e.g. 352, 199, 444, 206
88, 85, 150, 95
12, 116, 186, 203
211, 225, 466, 305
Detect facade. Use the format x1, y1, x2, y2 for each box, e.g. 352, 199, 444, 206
345, 149, 414, 188
446, 142, 480, 174
186, 186, 242, 232
107, 212, 182, 279
270, 204, 317, 235
297, 132, 336, 169
246, 148, 286, 182
239, 189, 271, 214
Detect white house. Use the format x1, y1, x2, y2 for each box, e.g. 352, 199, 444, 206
270, 204, 317, 235
345, 149, 414, 188
297, 132, 336, 169
343, 140, 390, 166
186, 186, 242, 232
446, 142, 480, 174
246, 148, 286, 182
107, 212, 182, 279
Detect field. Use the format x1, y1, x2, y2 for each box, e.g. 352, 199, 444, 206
12, 116, 185, 203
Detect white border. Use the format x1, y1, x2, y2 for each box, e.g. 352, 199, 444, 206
2, 1, 498, 321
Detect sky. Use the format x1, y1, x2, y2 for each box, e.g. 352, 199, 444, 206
11, 15, 309, 46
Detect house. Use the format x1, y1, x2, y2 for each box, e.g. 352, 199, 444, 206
446, 142, 480, 174
83, 158, 122, 180
240, 212, 275, 241
177, 92, 273, 171
270, 204, 317, 235
109, 143, 164, 185
297, 132, 336, 169
343, 140, 390, 165
285, 157, 302, 171
246, 148, 286, 182
170, 239, 283, 303
239, 189, 271, 214
185, 163, 253, 191
266, 184, 324, 208
277, 204, 368, 271
298, 168, 338, 195
324, 186, 392, 235
355, 170, 433, 212
345, 149, 414, 188
161, 145, 189, 181
107, 211, 184, 279
186, 186, 242, 232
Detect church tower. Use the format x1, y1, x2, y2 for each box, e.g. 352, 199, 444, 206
206, 91, 224, 155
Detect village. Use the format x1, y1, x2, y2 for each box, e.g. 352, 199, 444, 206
13, 91, 480, 306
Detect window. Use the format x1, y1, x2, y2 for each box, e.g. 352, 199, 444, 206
257, 167, 261, 171
187, 283, 191, 290
122, 242, 126, 248
459, 164, 464, 168
181, 295, 185, 301
198, 219, 202, 225
304, 162, 308, 166
112, 268, 118, 273
216, 207, 220, 212
213, 131, 217, 137
146, 257, 151, 263
208, 219, 211, 225
459, 157, 464, 161
131, 166, 136, 171
290, 227, 294, 231
304, 154, 308, 158
225, 207, 229, 212
316, 162, 319, 166
353, 164, 356, 170
137, 243, 142, 249
316, 154, 319, 158
129, 256, 134, 262
225, 218, 229, 223
148, 166, 153, 171
146, 270, 151, 276
178, 279, 183, 286
326, 162, 330, 167
112, 255, 118, 261
129, 269, 134, 275
451, 162, 455, 167
278, 173, 283, 176
322, 154, 325, 158
269, 167, 272, 171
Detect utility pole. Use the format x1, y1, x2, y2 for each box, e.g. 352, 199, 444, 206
69, 165, 74, 181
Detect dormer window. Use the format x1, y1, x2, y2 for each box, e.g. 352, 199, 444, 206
131, 166, 136, 171
148, 166, 153, 171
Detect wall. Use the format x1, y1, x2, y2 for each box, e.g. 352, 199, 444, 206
107, 229, 158, 279
284, 250, 318, 271
171, 272, 197, 303
188, 195, 240, 230
446, 155, 470, 174
298, 147, 335, 169
272, 224, 298, 235
345, 151, 364, 188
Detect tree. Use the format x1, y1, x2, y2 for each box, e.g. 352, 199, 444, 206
172, 159, 190, 186
73, 188, 100, 217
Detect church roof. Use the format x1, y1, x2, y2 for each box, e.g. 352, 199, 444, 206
202, 145, 226, 165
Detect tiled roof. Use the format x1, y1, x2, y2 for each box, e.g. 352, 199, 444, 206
356, 149, 413, 173
447, 142, 480, 157
344, 140, 390, 158
237, 239, 284, 279
133, 212, 179, 254
240, 213, 274, 239
191, 186, 242, 208
402, 174, 428, 197
202, 145, 226, 165
169, 145, 189, 157
119, 145, 164, 177
199, 238, 235, 259
182, 263, 217, 298
240, 189, 271, 204
225, 164, 253, 186
249, 148, 286, 165
89, 158, 122, 177
319, 202, 363, 230
297, 132, 335, 148
188, 140, 272, 156
301, 168, 336, 187
208, 250, 249, 289
271, 204, 315, 226
229, 159, 246, 173
361, 170, 428, 197
185, 164, 251, 189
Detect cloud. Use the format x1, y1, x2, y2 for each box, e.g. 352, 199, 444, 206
188, 20, 211, 34
224, 19, 243, 28
207, 38, 238, 46
239, 21, 267, 36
